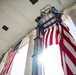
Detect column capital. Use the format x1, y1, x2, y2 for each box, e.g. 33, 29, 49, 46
63, 3, 76, 16
28, 29, 36, 38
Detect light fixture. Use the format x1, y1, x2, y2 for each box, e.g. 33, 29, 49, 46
2, 25, 9, 31
29, 0, 38, 5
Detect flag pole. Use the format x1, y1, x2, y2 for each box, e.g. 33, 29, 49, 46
32, 26, 43, 75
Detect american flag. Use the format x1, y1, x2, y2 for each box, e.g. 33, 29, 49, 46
0, 41, 22, 75
40, 12, 76, 75
41, 25, 60, 49
59, 24, 76, 75
40, 12, 60, 49
0, 50, 17, 75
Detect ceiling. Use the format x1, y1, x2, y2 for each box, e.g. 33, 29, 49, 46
0, 0, 76, 56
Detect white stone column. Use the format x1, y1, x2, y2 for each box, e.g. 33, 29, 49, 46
24, 30, 36, 75
63, 3, 76, 28
69, 9, 76, 27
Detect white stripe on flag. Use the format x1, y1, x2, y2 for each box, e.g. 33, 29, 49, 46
63, 39, 76, 58
64, 30, 76, 46
65, 54, 76, 74
42, 16, 48, 27
44, 30, 48, 49
57, 26, 60, 44
47, 28, 52, 47
46, 15, 50, 26
62, 51, 67, 75
60, 24, 76, 75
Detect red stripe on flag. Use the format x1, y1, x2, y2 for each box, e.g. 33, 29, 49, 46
59, 38, 64, 68
62, 43, 76, 66
59, 24, 76, 75
60, 24, 74, 38
63, 33, 76, 51
55, 26, 59, 44
62, 28, 76, 52
45, 28, 50, 48
66, 63, 73, 75
50, 26, 54, 45
43, 30, 47, 48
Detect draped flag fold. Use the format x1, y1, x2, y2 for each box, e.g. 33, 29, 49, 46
59, 24, 76, 75
39, 12, 76, 75
0, 41, 22, 75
